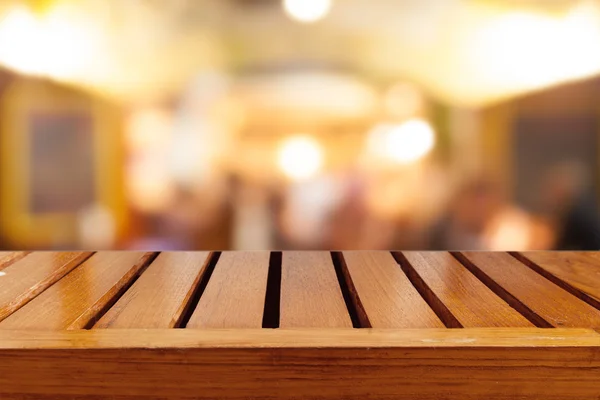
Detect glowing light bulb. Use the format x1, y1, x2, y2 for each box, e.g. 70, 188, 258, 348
278, 136, 323, 180
283, 0, 332, 23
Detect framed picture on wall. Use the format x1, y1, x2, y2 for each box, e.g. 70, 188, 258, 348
0, 77, 126, 248
28, 113, 96, 214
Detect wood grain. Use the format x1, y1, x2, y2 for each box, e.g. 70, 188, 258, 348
518, 252, 600, 305
0, 252, 93, 322
0, 252, 29, 271
187, 252, 270, 328
0, 252, 153, 330
0, 328, 598, 349
402, 252, 533, 328
460, 252, 600, 328
0, 250, 600, 399
280, 252, 352, 328
94, 252, 212, 328
0, 329, 598, 400
341, 251, 444, 328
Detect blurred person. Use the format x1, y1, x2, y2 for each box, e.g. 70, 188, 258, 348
157, 179, 233, 250
429, 177, 537, 250
280, 174, 347, 250
360, 214, 426, 250
154, 187, 204, 249
325, 172, 367, 249
542, 162, 600, 250
429, 178, 501, 250
230, 176, 275, 250
360, 215, 400, 250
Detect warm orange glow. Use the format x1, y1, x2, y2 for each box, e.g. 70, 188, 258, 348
485, 209, 533, 251
470, 2, 600, 90
283, 0, 332, 23
384, 82, 424, 119
278, 136, 324, 180
367, 119, 436, 165
126, 107, 175, 213
0, 4, 100, 79
126, 108, 172, 150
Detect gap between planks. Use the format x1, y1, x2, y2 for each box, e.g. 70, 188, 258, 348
82, 252, 160, 329
451, 252, 553, 328
510, 251, 600, 311
6, 251, 598, 333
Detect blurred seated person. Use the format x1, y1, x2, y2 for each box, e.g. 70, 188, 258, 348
542, 162, 600, 250
325, 175, 369, 250
430, 178, 497, 250
159, 181, 233, 250
429, 177, 540, 250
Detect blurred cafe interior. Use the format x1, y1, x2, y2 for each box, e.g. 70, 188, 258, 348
1, 0, 600, 251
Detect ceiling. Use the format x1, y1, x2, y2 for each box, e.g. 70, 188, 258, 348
2, 0, 600, 107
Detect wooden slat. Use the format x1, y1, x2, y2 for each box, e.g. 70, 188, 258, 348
518, 252, 600, 304
401, 252, 533, 328
187, 252, 269, 328
0, 252, 92, 322
341, 251, 444, 328
94, 252, 212, 329
0, 328, 598, 349
0, 252, 29, 271
280, 252, 352, 328
0, 252, 153, 330
0, 329, 598, 400
460, 252, 600, 328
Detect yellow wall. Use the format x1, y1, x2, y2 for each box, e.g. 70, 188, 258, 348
0, 76, 128, 248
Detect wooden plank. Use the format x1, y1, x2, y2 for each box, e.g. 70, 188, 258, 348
460, 252, 600, 328
187, 252, 269, 328
0, 328, 598, 349
280, 252, 352, 328
0, 252, 29, 271
94, 252, 212, 329
401, 252, 533, 328
518, 252, 600, 305
0, 252, 153, 330
341, 251, 444, 328
0, 329, 598, 400
0, 252, 93, 322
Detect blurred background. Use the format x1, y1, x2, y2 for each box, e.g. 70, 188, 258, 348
1, 0, 600, 251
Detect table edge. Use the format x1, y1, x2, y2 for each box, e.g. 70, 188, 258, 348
0, 328, 598, 349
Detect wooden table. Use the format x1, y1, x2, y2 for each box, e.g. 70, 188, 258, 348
0, 251, 599, 399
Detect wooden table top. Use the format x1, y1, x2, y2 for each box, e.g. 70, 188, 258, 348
1, 250, 599, 331
0, 251, 599, 399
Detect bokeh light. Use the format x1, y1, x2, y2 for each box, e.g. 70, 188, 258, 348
126, 107, 174, 213
368, 119, 436, 165
278, 136, 324, 180
0, 4, 100, 79
0, 0, 596, 252
283, 0, 332, 23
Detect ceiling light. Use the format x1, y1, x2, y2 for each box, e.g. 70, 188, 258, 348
283, 0, 332, 23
